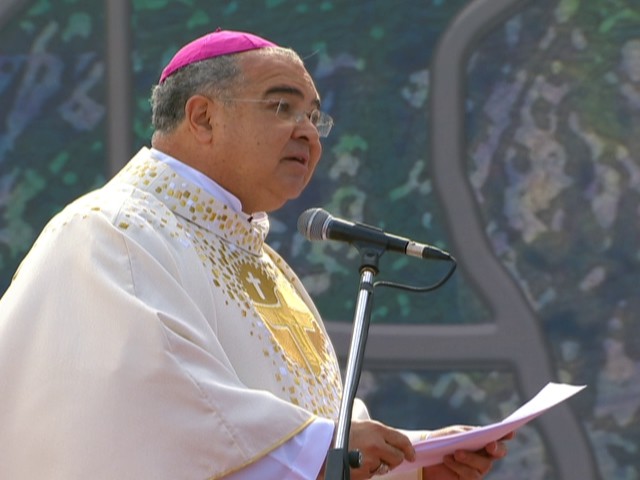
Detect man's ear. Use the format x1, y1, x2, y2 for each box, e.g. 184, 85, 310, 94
184, 95, 215, 143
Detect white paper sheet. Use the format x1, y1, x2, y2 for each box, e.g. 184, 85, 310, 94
394, 382, 586, 472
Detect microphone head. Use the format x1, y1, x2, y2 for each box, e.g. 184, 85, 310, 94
297, 208, 332, 241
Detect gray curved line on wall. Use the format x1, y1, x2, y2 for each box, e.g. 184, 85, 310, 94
105, 0, 133, 176
429, 0, 598, 478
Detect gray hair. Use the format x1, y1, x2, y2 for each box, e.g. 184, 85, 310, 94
150, 54, 241, 133
150, 47, 304, 134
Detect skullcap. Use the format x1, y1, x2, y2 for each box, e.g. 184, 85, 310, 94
159, 28, 277, 83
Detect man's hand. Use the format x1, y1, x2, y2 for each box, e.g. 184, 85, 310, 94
347, 419, 416, 480
423, 430, 515, 479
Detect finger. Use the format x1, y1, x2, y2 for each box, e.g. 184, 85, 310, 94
354, 443, 404, 474
377, 446, 410, 470
443, 454, 485, 479
484, 440, 509, 458
359, 447, 402, 473
452, 449, 495, 475
367, 460, 392, 477
430, 424, 476, 439
381, 429, 416, 462
363, 439, 410, 471
500, 431, 516, 441
349, 420, 416, 474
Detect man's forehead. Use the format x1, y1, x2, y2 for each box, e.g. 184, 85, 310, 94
238, 51, 320, 102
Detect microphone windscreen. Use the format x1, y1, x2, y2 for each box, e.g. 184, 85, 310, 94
297, 208, 331, 240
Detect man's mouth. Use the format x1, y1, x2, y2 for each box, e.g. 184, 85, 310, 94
283, 155, 308, 165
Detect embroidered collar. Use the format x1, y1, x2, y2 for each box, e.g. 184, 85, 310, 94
115, 147, 269, 254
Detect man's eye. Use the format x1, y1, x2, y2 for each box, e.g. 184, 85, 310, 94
276, 99, 293, 114
309, 110, 321, 125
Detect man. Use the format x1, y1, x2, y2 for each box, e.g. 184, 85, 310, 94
0, 29, 511, 479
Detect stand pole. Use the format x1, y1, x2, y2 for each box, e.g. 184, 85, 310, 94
325, 247, 382, 480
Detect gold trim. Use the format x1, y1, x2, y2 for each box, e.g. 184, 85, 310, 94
206, 416, 317, 480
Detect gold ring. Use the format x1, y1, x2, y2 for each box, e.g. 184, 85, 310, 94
374, 462, 390, 476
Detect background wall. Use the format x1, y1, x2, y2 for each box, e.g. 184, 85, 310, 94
2, 0, 639, 478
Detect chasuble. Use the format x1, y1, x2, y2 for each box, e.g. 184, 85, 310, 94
0, 148, 345, 478
0, 148, 427, 480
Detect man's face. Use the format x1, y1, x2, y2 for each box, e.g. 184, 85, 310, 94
206, 50, 324, 214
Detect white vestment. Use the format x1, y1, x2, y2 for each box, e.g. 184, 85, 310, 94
0, 148, 424, 479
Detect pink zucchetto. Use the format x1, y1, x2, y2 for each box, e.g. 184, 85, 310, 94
159, 28, 278, 83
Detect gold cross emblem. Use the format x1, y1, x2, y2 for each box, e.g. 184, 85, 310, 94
239, 262, 328, 375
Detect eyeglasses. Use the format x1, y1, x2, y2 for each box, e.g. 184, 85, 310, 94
225, 97, 334, 138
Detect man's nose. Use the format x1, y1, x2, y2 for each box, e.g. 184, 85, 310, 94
293, 115, 321, 141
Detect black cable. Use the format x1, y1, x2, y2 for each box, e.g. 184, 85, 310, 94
373, 257, 457, 293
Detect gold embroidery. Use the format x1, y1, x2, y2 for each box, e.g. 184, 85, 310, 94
111, 151, 342, 416
238, 261, 328, 376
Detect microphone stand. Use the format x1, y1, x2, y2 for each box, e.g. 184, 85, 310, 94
325, 245, 384, 480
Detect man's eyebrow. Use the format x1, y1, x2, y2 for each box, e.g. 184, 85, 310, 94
263, 85, 321, 108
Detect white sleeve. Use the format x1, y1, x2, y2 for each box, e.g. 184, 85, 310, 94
223, 407, 429, 480
0, 212, 319, 479
224, 417, 334, 479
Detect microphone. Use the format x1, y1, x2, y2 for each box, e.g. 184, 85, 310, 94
297, 208, 452, 261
